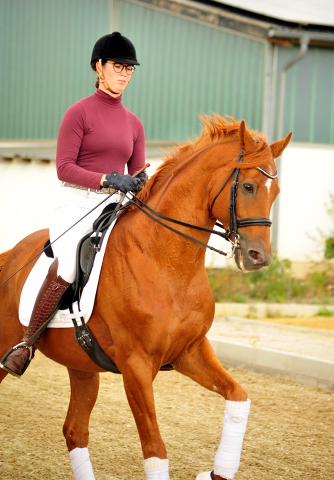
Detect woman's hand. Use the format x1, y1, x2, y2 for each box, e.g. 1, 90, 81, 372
103, 171, 141, 193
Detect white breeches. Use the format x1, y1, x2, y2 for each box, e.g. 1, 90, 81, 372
49, 185, 122, 283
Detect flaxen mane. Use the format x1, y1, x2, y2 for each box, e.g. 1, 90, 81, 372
138, 115, 272, 203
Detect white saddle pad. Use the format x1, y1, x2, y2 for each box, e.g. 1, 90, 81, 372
19, 219, 116, 328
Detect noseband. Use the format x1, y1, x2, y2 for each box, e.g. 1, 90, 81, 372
211, 149, 277, 255
128, 148, 277, 258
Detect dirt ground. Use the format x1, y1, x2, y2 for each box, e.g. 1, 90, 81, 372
1, 331, 333, 480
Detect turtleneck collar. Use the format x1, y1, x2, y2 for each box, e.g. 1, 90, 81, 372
95, 88, 122, 107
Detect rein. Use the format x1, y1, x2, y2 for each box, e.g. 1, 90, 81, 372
128, 149, 277, 258
127, 195, 231, 256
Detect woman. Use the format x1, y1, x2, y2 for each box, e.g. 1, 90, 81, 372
1, 32, 147, 378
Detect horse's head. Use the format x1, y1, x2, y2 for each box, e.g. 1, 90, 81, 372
210, 119, 292, 272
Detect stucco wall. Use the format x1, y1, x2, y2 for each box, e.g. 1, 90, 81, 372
277, 144, 334, 260
0, 144, 333, 272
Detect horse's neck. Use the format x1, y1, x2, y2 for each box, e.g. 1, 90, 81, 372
149, 155, 213, 225
149, 144, 236, 220
132, 148, 232, 267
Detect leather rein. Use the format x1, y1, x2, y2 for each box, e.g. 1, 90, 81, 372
127, 149, 277, 258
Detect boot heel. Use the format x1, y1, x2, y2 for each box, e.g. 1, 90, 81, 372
0, 342, 33, 378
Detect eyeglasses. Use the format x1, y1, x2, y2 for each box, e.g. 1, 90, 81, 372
107, 61, 135, 75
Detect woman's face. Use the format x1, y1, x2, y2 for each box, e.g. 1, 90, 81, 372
96, 61, 132, 97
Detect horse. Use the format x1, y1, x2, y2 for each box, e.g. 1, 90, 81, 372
0, 115, 291, 480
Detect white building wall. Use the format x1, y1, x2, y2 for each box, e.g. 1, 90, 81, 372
277, 144, 334, 262
0, 144, 333, 272
0, 158, 59, 252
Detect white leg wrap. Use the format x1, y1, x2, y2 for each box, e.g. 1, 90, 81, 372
143, 457, 170, 480
69, 447, 95, 480
214, 399, 251, 480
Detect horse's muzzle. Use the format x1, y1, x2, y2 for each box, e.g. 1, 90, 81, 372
234, 236, 273, 272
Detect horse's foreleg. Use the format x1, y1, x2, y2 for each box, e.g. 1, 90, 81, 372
121, 355, 170, 480
175, 337, 251, 480
64, 368, 100, 480
176, 336, 247, 400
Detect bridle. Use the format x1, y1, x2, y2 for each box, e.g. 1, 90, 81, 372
128, 148, 277, 258
210, 149, 277, 256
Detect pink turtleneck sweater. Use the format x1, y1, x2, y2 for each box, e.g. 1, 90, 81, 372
56, 89, 145, 189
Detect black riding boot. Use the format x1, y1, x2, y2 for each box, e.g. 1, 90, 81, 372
0, 258, 70, 378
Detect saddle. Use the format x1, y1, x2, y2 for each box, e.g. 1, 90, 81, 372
43, 202, 122, 373
45, 202, 118, 305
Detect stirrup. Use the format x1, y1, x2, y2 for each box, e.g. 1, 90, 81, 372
0, 342, 33, 378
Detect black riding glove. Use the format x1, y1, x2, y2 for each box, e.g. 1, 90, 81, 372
103, 171, 140, 194
134, 170, 149, 189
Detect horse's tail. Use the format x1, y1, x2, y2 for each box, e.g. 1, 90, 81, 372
0, 250, 11, 274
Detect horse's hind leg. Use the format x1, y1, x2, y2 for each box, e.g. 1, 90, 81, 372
0, 326, 22, 383
175, 337, 251, 480
63, 368, 100, 480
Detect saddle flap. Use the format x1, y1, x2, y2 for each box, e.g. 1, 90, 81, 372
74, 233, 98, 299
80, 236, 98, 275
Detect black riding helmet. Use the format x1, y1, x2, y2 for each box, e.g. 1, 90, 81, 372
91, 32, 140, 67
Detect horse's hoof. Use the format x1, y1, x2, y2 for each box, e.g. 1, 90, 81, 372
196, 472, 212, 480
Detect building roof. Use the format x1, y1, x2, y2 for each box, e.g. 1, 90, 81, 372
214, 0, 334, 27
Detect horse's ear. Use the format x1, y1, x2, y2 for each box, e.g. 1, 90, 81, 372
270, 132, 292, 159
239, 120, 254, 150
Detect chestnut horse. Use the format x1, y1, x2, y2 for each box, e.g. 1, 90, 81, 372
0, 116, 291, 479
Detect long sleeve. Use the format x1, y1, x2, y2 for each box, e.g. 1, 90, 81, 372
127, 120, 146, 175
56, 103, 103, 189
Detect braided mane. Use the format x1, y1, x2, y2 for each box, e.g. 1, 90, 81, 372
138, 114, 272, 203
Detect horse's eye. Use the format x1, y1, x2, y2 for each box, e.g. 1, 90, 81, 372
243, 183, 253, 193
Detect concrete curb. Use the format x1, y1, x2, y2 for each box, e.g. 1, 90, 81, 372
208, 337, 334, 390
214, 302, 334, 319
215, 315, 334, 336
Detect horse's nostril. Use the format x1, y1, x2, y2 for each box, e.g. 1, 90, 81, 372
249, 250, 262, 262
